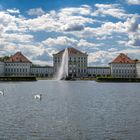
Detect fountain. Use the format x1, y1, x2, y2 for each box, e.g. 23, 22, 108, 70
55, 48, 69, 80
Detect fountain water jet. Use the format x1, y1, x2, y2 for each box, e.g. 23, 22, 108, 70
55, 48, 69, 80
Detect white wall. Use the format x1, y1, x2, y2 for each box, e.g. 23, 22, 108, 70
88, 67, 110, 77
5, 62, 31, 76
110, 63, 136, 78
31, 67, 54, 77
0, 62, 5, 76
136, 62, 140, 78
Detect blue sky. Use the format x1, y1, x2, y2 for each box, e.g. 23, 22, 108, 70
0, 0, 140, 66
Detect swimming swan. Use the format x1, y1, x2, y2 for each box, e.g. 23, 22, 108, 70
0, 89, 4, 96
34, 94, 42, 100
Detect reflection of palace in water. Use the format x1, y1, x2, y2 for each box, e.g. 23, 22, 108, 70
0, 47, 140, 78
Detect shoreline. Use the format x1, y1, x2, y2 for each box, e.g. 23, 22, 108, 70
0, 76, 37, 81
0, 76, 140, 82
96, 77, 140, 82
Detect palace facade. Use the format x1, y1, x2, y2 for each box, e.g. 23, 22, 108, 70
0, 52, 53, 77
31, 65, 53, 77
0, 48, 140, 78
4, 52, 32, 76
136, 61, 140, 78
109, 53, 137, 78
0, 62, 4, 76
88, 66, 110, 77
53, 47, 88, 78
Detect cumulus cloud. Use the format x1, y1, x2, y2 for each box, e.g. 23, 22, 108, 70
42, 36, 102, 49
127, 0, 140, 5
124, 15, 140, 46
125, 15, 140, 32
27, 8, 45, 16
42, 36, 78, 49
108, 48, 118, 52
23, 8, 94, 33
78, 39, 100, 47
0, 4, 140, 65
0, 11, 28, 33
61, 23, 84, 32
88, 49, 140, 66
6, 8, 20, 14
1, 33, 34, 43
92, 4, 130, 19
60, 5, 92, 16
128, 34, 140, 46
75, 21, 125, 39
88, 50, 113, 65
78, 14, 140, 47
2, 42, 44, 55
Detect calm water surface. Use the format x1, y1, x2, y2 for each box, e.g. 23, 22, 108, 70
0, 80, 140, 140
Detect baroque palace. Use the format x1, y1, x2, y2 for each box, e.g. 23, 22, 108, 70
0, 47, 140, 78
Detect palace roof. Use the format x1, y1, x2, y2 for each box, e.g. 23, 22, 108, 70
54, 47, 87, 56
5, 52, 31, 63
110, 53, 135, 64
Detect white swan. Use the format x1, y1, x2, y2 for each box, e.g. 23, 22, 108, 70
0, 89, 4, 96
34, 94, 42, 100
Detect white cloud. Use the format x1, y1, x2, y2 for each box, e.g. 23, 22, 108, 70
88, 50, 113, 65
0, 11, 28, 33
120, 49, 140, 54
108, 48, 118, 52
125, 15, 140, 32
2, 42, 44, 56
61, 23, 84, 32
0, 4, 140, 65
18, 44, 44, 56
60, 5, 92, 16
88, 49, 140, 66
32, 59, 52, 66
78, 39, 100, 47
124, 15, 140, 46
42, 36, 78, 48
127, 0, 140, 5
75, 21, 125, 39
1, 33, 34, 43
92, 4, 130, 19
6, 8, 20, 14
3, 43, 17, 51
76, 14, 140, 48
42, 37, 102, 50
27, 8, 45, 16
23, 9, 94, 33
127, 34, 140, 46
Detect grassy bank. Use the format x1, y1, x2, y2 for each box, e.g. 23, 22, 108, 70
36, 77, 53, 80
0, 76, 37, 81
96, 77, 140, 82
